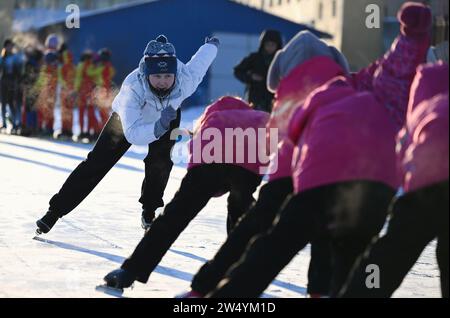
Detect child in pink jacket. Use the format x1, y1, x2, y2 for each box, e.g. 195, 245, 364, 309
340, 63, 448, 298
102, 96, 272, 290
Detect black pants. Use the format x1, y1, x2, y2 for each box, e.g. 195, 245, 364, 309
49, 111, 181, 217
191, 178, 293, 295
339, 181, 449, 298
1, 78, 17, 128
191, 177, 332, 296
308, 235, 333, 296
121, 164, 262, 283
207, 181, 395, 298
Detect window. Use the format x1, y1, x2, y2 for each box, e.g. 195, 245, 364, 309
261, 0, 266, 9
318, 1, 323, 20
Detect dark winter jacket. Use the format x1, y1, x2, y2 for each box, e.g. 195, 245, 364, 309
0, 52, 21, 85
234, 30, 282, 113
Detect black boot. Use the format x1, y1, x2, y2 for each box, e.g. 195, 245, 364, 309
36, 210, 60, 234
76, 132, 89, 143
104, 268, 136, 289
141, 209, 156, 230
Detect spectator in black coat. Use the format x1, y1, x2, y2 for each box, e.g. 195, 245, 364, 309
234, 30, 282, 113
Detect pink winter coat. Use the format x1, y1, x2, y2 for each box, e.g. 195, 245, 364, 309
266, 56, 345, 180
397, 63, 449, 192
289, 77, 399, 193
267, 10, 430, 182
188, 96, 271, 176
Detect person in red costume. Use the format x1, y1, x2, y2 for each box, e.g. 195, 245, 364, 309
35, 50, 58, 136
57, 43, 76, 139
74, 50, 96, 141
89, 48, 116, 139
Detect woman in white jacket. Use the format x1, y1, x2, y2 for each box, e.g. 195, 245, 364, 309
36, 35, 219, 234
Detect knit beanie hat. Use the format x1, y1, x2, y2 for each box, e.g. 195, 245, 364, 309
141, 35, 177, 76
267, 30, 350, 93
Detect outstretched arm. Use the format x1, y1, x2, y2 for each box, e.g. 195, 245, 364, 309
180, 38, 219, 99
353, 2, 431, 128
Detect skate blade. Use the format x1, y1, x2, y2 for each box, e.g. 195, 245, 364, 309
33, 236, 51, 244
95, 284, 125, 297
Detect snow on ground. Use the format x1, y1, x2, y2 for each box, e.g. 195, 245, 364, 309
0, 106, 442, 298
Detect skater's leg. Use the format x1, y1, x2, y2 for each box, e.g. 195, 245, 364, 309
47, 94, 55, 132
1, 82, 16, 128
225, 166, 262, 234
338, 182, 447, 298
121, 164, 225, 283
307, 236, 332, 296
21, 95, 27, 130
87, 104, 98, 136
1, 83, 8, 127
207, 186, 330, 298
37, 107, 43, 131
327, 181, 395, 296
78, 98, 86, 134
436, 182, 449, 298
191, 178, 293, 295
61, 94, 73, 134
139, 109, 181, 216
29, 108, 37, 133
14, 84, 23, 129
7, 88, 17, 129
42, 99, 53, 133
48, 112, 131, 216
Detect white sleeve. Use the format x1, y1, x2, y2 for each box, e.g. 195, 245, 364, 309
112, 83, 158, 145
181, 43, 218, 98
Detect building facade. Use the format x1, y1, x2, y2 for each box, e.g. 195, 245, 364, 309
14, 0, 143, 10
232, 0, 449, 70
1, 1, 14, 46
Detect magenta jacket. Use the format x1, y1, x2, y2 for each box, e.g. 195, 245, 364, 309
188, 96, 271, 176
267, 3, 430, 182
398, 63, 449, 192
288, 76, 399, 193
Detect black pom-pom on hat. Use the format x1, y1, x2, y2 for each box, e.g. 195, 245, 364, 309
156, 35, 168, 44
143, 34, 176, 57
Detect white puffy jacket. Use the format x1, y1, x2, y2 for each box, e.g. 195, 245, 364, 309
112, 43, 217, 145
